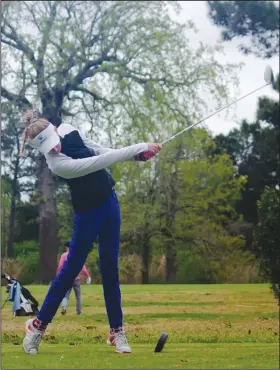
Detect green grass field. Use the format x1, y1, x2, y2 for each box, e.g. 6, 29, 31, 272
1, 284, 279, 368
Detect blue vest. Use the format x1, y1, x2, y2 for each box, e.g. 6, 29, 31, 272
60, 130, 115, 212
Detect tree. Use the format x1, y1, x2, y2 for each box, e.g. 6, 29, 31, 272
1, 102, 36, 257
254, 187, 280, 301
14, 201, 39, 244
157, 129, 247, 282
207, 1, 280, 58
119, 128, 248, 283
56, 184, 74, 248
1, 1, 240, 282
1, 177, 12, 258
213, 76, 279, 226
119, 165, 161, 284
257, 73, 280, 190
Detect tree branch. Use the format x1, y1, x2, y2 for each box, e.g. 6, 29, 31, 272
71, 86, 111, 106
65, 55, 118, 93
22, 1, 42, 32
1, 21, 38, 69
35, 3, 57, 100
60, 108, 76, 117
1, 86, 32, 109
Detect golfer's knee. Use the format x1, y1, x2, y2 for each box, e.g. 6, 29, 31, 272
101, 266, 119, 285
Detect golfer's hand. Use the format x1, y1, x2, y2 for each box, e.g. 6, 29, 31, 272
86, 277, 91, 285
134, 143, 162, 162
148, 143, 162, 154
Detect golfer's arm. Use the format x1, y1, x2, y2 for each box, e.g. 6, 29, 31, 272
59, 124, 114, 155
82, 265, 90, 278
78, 130, 114, 155
48, 143, 149, 179
63, 125, 140, 160
84, 139, 140, 161
56, 256, 64, 275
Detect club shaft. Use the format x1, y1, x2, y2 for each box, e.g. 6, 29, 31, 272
161, 82, 270, 146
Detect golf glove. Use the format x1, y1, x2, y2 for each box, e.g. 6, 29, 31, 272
134, 151, 155, 162
86, 277, 91, 285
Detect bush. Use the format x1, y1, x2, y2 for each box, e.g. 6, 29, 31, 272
149, 255, 166, 283
3, 240, 40, 284
1, 252, 39, 286
84, 248, 143, 284
176, 250, 210, 284
84, 247, 101, 283
13, 240, 39, 258
17, 252, 39, 284
119, 254, 142, 283
1, 257, 26, 283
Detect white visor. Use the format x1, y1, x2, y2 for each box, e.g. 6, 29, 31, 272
28, 123, 60, 155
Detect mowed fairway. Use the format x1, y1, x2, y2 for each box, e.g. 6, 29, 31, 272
1, 284, 279, 368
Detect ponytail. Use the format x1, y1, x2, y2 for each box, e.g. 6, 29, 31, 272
19, 109, 43, 156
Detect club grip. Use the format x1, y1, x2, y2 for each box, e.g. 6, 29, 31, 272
135, 151, 155, 161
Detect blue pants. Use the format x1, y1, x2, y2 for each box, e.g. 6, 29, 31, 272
37, 191, 123, 329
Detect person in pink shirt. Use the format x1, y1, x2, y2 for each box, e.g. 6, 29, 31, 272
57, 241, 91, 315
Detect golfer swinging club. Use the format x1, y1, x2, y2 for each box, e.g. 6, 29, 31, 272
21, 109, 162, 355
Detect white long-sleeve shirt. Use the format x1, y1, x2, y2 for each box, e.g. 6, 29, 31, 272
45, 123, 149, 180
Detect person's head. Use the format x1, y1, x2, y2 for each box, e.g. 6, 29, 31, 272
20, 109, 61, 156
64, 241, 71, 252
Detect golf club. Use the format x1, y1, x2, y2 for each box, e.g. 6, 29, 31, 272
161, 65, 274, 146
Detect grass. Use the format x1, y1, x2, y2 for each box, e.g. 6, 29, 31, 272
3, 343, 279, 369
1, 284, 279, 368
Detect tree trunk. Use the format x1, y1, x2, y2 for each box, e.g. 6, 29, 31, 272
36, 108, 62, 283
165, 245, 177, 283
37, 156, 58, 283
2, 206, 7, 258
7, 158, 20, 258
7, 194, 16, 258
141, 240, 150, 284
164, 156, 180, 283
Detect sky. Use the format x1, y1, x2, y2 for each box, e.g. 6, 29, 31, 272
2, 1, 279, 139
174, 1, 279, 136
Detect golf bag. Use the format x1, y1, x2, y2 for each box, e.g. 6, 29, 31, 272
1, 272, 39, 316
